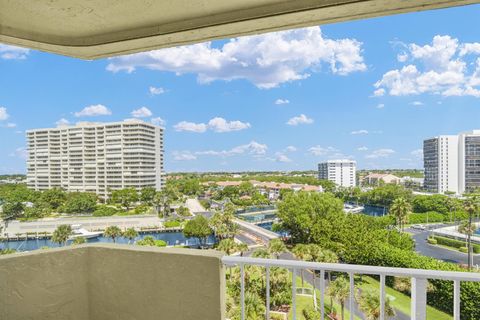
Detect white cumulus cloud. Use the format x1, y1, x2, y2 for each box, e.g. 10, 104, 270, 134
174, 117, 250, 133
151, 117, 166, 127
287, 114, 313, 126
174, 121, 208, 133
207, 117, 250, 132
107, 27, 366, 89
376, 103, 385, 109
357, 146, 368, 151
9, 147, 27, 159
351, 129, 369, 135
0, 44, 30, 60
275, 99, 290, 105
172, 151, 197, 161
365, 148, 395, 159
374, 35, 480, 98
275, 153, 292, 163
4, 123, 16, 128
195, 141, 267, 157
0, 107, 9, 120
284, 146, 297, 152
131, 107, 153, 118
149, 86, 166, 95
56, 118, 70, 127
74, 104, 112, 117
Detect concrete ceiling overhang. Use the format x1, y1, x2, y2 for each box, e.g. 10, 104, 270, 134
1, 0, 479, 60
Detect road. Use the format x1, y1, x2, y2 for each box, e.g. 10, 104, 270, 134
410, 228, 480, 266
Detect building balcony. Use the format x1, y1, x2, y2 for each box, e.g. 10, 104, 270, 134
0, 244, 225, 320
2, 244, 480, 320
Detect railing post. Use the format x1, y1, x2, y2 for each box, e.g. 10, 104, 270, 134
349, 272, 354, 320
320, 270, 325, 320
411, 277, 427, 320
266, 267, 270, 320
241, 264, 245, 320
380, 274, 385, 320
292, 268, 297, 320
454, 280, 460, 320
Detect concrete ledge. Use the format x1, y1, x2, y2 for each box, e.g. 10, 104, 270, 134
1, 0, 479, 59
0, 244, 225, 320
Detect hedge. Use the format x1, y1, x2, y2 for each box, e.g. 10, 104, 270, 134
340, 241, 480, 320
408, 211, 445, 224
433, 236, 480, 254
93, 205, 118, 217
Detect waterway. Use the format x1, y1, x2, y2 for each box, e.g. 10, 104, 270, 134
1, 231, 216, 252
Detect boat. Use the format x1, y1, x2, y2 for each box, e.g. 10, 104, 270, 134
68, 224, 103, 240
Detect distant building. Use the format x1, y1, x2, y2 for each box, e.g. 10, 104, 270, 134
364, 173, 401, 185
318, 160, 356, 188
423, 130, 480, 194
26, 119, 164, 199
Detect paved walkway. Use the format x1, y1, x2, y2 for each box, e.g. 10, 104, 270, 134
185, 198, 206, 214
3, 215, 163, 235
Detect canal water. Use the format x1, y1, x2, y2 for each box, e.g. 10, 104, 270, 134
1, 231, 216, 252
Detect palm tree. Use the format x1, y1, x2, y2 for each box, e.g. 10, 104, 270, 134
389, 197, 411, 231
292, 244, 312, 294
217, 238, 237, 256
328, 276, 350, 320
123, 227, 139, 244
51, 224, 73, 246
308, 244, 339, 310
356, 289, 395, 320
72, 236, 86, 245
236, 243, 249, 257
268, 238, 287, 259
251, 248, 271, 258
462, 195, 479, 270
104, 225, 122, 243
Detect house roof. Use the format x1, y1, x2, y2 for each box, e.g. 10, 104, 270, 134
1, 0, 477, 59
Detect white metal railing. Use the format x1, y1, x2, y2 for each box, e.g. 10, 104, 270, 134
222, 256, 480, 320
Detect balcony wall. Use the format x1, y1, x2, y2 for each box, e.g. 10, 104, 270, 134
0, 244, 225, 320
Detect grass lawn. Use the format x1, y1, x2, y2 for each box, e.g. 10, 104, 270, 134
356, 276, 452, 320
286, 274, 452, 320
288, 276, 361, 320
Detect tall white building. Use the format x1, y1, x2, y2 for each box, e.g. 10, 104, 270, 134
424, 130, 480, 194
26, 119, 164, 199
318, 159, 356, 188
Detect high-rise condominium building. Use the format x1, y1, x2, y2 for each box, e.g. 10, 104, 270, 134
26, 119, 164, 199
423, 130, 480, 194
318, 159, 356, 188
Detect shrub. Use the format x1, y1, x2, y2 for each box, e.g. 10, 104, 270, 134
93, 205, 118, 217
459, 246, 468, 253
164, 220, 182, 228
433, 236, 480, 253
408, 211, 445, 224
136, 236, 167, 247
427, 237, 437, 245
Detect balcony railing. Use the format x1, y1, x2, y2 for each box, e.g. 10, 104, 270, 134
222, 256, 480, 320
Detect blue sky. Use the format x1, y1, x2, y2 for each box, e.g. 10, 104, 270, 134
1, 5, 480, 174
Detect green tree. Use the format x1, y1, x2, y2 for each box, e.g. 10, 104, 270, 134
176, 206, 191, 217
104, 225, 122, 243
236, 242, 249, 257
328, 276, 350, 320
110, 188, 138, 210
136, 235, 167, 247
251, 248, 271, 258
39, 188, 66, 210
51, 224, 73, 246
72, 236, 86, 245
460, 196, 478, 270
123, 227, 139, 244
183, 215, 212, 248
140, 187, 156, 205
268, 238, 286, 259
389, 197, 411, 231
62, 192, 97, 214
217, 238, 237, 256
356, 289, 395, 320
292, 244, 312, 293
1, 202, 24, 220
277, 192, 344, 244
